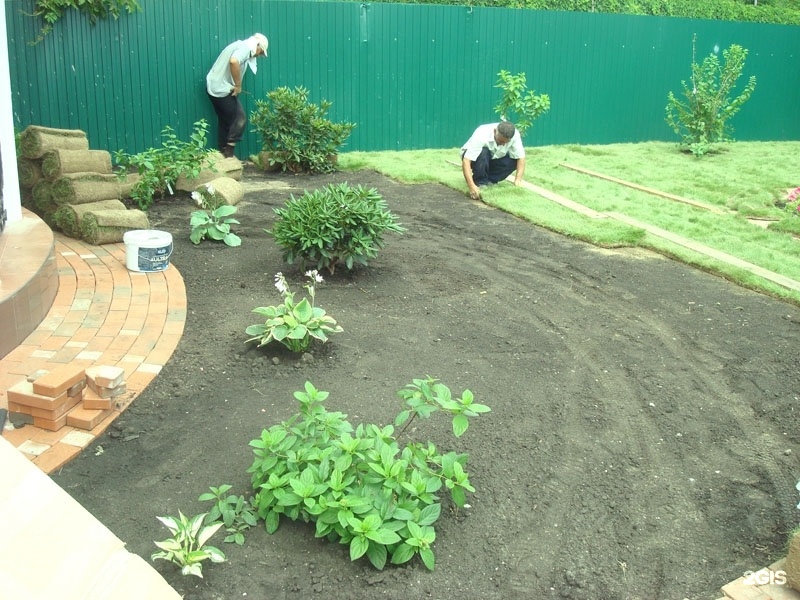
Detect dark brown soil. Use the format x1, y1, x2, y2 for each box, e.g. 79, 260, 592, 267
53, 166, 800, 600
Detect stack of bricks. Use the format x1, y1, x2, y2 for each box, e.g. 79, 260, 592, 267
7, 363, 126, 432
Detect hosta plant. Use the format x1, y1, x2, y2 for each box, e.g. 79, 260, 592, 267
151, 511, 226, 578
245, 271, 342, 353
268, 183, 405, 274
247, 377, 490, 571
189, 183, 241, 247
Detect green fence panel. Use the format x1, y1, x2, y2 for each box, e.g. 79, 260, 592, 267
6, 0, 799, 158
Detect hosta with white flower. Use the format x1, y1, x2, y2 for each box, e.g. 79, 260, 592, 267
189, 183, 241, 247
245, 270, 342, 352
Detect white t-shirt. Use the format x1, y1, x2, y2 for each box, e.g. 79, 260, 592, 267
206, 39, 258, 98
461, 123, 525, 161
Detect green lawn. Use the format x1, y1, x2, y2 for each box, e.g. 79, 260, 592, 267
339, 141, 800, 305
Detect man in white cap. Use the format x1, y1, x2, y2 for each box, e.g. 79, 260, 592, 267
206, 33, 269, 158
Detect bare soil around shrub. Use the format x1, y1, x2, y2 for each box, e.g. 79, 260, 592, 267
53, 165, 800, 600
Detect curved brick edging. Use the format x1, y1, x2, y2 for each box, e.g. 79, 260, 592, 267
0, 234, 186, 473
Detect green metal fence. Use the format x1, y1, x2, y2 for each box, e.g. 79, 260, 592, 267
6, 0, 799, 158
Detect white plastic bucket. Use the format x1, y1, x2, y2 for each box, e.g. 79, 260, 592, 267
123, 229, 173, 272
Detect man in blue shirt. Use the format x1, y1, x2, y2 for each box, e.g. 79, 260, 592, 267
206, 33, 269, 158
461, 121, 526, 201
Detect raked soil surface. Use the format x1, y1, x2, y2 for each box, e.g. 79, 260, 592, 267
53, 165, 800, 600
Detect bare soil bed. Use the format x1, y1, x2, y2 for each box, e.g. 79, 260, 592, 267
53, 165, 800, 600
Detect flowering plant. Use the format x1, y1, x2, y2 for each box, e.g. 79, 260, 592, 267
190, 183, 241, 247
786, 187, 800, 215
245, 271, 342, 352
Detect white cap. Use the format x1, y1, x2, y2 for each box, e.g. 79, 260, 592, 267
253, 33, 268, 56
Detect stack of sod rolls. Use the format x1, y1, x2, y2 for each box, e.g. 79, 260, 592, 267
197, 176, 245, 207
17, 125, 149, 244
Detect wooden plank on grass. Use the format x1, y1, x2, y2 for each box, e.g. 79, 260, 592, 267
609, 212, 800, 293
560, 163, 730, 215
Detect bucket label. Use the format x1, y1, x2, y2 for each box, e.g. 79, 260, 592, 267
138, 243, 173, 272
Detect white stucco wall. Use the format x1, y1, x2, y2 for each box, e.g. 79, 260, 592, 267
0, 0, 21, 224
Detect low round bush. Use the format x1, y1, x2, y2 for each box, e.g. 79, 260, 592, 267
267, 183, 405, 274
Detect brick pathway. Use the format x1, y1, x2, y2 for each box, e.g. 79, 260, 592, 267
0, 234, 186, 473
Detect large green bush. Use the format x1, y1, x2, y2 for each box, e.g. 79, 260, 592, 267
250, 86, 356, 174
248, 378, 490, 570
268, 183, 405, 274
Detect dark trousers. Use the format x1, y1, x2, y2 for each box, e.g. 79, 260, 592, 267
208, 93, 246, 150
468, 147, 517, 184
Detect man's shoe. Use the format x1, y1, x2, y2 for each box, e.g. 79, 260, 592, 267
221, 144, 235, 158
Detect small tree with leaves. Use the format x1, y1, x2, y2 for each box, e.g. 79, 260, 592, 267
665, 37, 757, 156
494, 70, 550, 137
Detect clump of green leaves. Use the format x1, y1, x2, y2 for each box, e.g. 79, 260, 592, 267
247, 377, 489, 571
245, 271, 342, 353
199, 485, 258, 545
494, 69, 550, 137
250, 86, 356, 174
268, 183, 404, 275
189, 182, 241, 247
115, 119, 215, 210
151, 511, 226, 578
31, 0, 140, 42
666, 37, 757, 157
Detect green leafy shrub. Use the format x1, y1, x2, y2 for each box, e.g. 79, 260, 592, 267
115, 119, 215, 210
151, 511, 226, 578
245, 271, 342, 353
268, 183, 405, 274
247, 378, 490, 570
494, 69, 550, 136
250, 86, 356, 174
199, 485, 258, 545
189, 183, 241, 247
665, 38, 756, 156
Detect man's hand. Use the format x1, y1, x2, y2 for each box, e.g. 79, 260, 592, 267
462, 155, 482, 201
513, 158, 526, 187
231, 85, 242, 96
